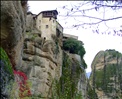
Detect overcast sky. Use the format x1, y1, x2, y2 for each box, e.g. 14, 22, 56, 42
28, 1, 122, 73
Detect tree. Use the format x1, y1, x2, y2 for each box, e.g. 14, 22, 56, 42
63, 38, 86, 58
57, 1, 122, 37
63, 38, 80, 54
63, 38, 87, 68
103, 53, 107, 93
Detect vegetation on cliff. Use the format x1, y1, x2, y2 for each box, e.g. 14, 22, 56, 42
89, 49, 122, 99
63, 37, 87, 68
0, 47, 32, 98
0, 47, 14, 98
51, 51, 83, 99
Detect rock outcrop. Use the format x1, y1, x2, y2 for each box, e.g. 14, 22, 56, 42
1, 1, 27, 68
51, 51, 87, 99
65, 53, 87, 99
17, 14, 63, 97
89, 49, 122, 99
18, 12, 87, 98
1, 2, 88, 98
1, 1, 28, 98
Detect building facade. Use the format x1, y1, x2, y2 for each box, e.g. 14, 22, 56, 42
35, 10, 63, 40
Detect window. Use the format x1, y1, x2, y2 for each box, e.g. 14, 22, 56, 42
39, 20, 41, 23
46, 25, 48, 28
39, 26, 41, 29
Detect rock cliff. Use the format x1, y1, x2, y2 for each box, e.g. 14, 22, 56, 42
89, 49, 122, 99
1, 1, 27, 68
1, 1, 28, 98
1, 1, 88, 98
20, 27, 63, 98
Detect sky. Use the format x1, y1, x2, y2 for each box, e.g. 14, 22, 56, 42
28, 1, 122, 73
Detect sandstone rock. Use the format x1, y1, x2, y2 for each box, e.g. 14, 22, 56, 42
22, 33, 63, 97
89, 50, 122, 98
1, 1, 27, 68
42, 40, 56, 54
26, 13, 34, 32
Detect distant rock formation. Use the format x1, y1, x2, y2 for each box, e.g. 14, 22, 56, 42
89, 49, 122, 99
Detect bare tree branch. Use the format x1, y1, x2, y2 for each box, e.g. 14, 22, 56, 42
94, 3, 122, 8
59, 15, 122, 22
58, 1, 122, 37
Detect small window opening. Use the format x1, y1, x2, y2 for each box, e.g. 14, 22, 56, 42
46, 25, 49, 28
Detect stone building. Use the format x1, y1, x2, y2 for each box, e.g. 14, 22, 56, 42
24, 10, 87, 98
35, 10, 63, 40
23, 10, 64, 97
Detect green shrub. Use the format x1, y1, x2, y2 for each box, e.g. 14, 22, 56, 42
51, 52, 83, 99
63, 38, 87, 68
0, 47, 14, 98
0, 47, 14, 77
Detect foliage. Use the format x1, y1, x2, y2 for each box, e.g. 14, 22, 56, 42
63, 38, 79, 53
94, 64, 120, 97
63, 38, 85, 58
87, 82, 98, 99
9, 82, 20, 99
89, 49, 122, 98
75, 91, 83, 99
51, 34, 61, 55
106, 49, 122, 57
10, 80, 32, 99
0, 43, 31, 99
91, 51, 122, 98
51, 52, 83, 99
26, 32, 38, 41
14, 70, 32, 98
0, 47, 14, 76
63, 37, 87, 68
0, 47, 14, 98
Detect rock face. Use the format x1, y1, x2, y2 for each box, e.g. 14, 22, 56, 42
19, 25, 63, 97
20, 11, 88, 98
78, 71, 87, 98
89, 50, 122, 99
68, 53, 87, 98
1, 1, 28, 98
54, 52, 87, 99
1, 2, 88, 98
1, 1, 28, 68
26, 12, 36, 32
